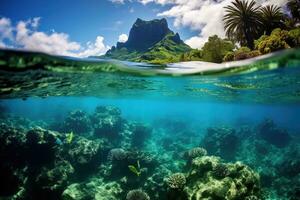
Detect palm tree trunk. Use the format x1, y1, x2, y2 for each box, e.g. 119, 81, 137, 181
244, 27, 254, 50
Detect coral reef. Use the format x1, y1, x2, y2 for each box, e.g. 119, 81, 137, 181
0, 106, 299, 200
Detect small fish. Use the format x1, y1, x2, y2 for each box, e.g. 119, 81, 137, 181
128, 164, 141, 177
66, 131, 74, 144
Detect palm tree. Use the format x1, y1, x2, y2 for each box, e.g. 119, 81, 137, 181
223, 0, 262, 49
260, 5, 284, 35
287, 0, 300, 22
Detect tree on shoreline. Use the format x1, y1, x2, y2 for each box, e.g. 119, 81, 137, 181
260, 5, 284, 35
223, 0, 262, 49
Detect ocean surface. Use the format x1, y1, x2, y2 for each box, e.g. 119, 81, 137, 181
0, 48, 300, 200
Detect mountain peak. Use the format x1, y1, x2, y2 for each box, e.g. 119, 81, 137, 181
123, 18, 172, 52
104, 18, 191, 64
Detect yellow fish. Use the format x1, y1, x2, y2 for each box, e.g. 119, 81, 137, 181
128, 161, 141, 176
66, 131, 74, 144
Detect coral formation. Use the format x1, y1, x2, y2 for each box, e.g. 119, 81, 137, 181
126, 189, 150, 200
62, 110, 91, 135
91, 106, 123, 140
165, 173, 186, 190
186, 157, 261, 200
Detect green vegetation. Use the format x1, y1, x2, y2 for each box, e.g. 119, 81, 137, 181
201, 35, 234, 63
136, 33, 191, 64
220, 0, 300, 62
179, 36, 234, 63
179, 49, 202, 62
103, 0, 299, 64
223, 47, 261, 62
255, 28, 300, 54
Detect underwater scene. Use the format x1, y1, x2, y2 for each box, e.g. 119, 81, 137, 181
0, 48, 300, 200
1, 0, 300, 199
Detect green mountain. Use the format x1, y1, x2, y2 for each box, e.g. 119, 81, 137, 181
103, 18, 192, 64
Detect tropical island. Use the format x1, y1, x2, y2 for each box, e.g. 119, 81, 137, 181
102, 0, 300, 64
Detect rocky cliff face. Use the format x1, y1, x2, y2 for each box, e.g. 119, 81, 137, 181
104, 18, 191, 64
121, 18, 172, 51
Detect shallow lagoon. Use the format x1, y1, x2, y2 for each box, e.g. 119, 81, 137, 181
0, 49, 300, 200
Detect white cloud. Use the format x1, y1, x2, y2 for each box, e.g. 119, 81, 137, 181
0, 17, 13, 47
118, 33, 128, 43
0, 17, 109, 57
15, 20, 81, 56
137, 0, 289, 49
76, 36, 110, 57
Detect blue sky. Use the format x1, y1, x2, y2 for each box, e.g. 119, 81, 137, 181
0, 0, 287, 57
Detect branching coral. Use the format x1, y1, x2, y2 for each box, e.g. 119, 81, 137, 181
126, 189, 150, 200
165, 173, 186, 190
184, 147, 207, 160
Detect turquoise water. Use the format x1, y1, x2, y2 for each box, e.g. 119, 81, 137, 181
0, 49, 300, 200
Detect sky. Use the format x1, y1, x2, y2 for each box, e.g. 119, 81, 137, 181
0, 0, 288, 57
